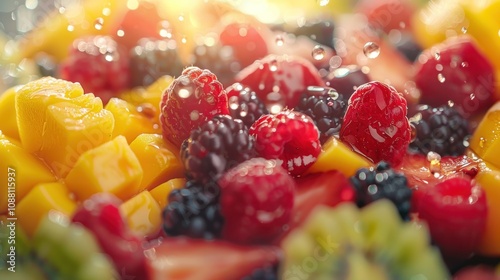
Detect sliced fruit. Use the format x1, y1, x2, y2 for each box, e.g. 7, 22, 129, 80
470, 102, 500, 169
149, 178, 185, 209
129, 133, 184, 191
120, 191, 162, 238
305, 137, 373, 177
105, 98, 159, 143
41, 99, 114, 178
65, 135, 143, 201
0, 137, 56, 214
0, 85, 22, 141
145, 237, 281, 280
354, 0, 417, 33
15, 77, 84, 152
281, 200, 449, 279
476, 164, 500, 255
17, 182, 76, 237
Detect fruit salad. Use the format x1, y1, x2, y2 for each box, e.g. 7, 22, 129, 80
1, 0, 500, 279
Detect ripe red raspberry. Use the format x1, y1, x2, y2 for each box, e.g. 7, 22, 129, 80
235, 54, 325, 109
339, 81, 411, 166
249, 110, 321, 177
219, 22, 269, 68
59, 36, 130, 103
160, 66, 230, 148
218, 158, 295, 244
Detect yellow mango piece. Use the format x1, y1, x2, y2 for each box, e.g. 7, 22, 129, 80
17, 182, 76, 237
470, 102, 500, 168
305, 137, 372, 177
120, 191, 162, 238
15, 77, 84, 152
40, 100, 114, 178
129, 134, 184, 190
476, 165, 500, 255
0, 137, 56, 214
105, 98, 159, 143
0, 85, 22, 141
120, 75, 173, 109
150, 178, 186, 209
65, 135, 143, 201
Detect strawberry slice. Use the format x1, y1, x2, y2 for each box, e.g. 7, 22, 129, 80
145, 237, 281, 280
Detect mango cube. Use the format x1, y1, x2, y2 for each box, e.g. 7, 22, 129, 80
41, 100, 114, 178
305, 137, 372, 177
0, 137, 56, 214
0, 85, 22, 141
129, 134, 184, 190
470, 102, 500, 168
476, 164, 500, 255
105, 98, 159, 143
17, 182, 76, 237
120, 191, 162, 238
150, 178, 186, 209
65, 135, 143, 201
15, 77, 84, 152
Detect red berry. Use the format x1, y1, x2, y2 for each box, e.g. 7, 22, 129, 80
59, 36, 130, 103
219, 22, 269, 68
249, 110, 321, 176
415, 36, 495, 118
159, 66, 230, 148
71, 193, 146, 278
454, 266, 500, 280
415, 177, 488, 263
354, 0, 416, 34
218, 158, 295, 244
339, 81, 411, 166
235, 54, 325, 109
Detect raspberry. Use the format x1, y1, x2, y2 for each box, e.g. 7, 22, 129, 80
59, 36, 130, 103
235, 54, 325, 109
181, 115, 255, 182
339, 81, 412, 166
409, 105, 470, 156
218, 158, 295, 244
130, 38, 184, 87
219, 22, 269, 68
189, 43, 241, 87
162, 180, 224, 239
226, 83, 269, 128
159, 66, 230, 148
350, 161, 412, 220
249, 110, 321, 177
294, 86, 346, 143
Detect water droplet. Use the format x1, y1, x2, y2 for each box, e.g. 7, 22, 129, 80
190, 110, 200, 121
329, 56, 342, 69
158, 21, 172, 38
317, 0, 330, 6
434, 51, 441, 60
410, 123, 417, 142
59, 6, 66, 14
269, 103, 284, 114
479, 137, 486, 148
363, 42, 380, 59
437, 73, 446, 83
116, 29, 125, 37
461, 62, 468, 68
102, 7, 111, 16
461, 27, 467, 34
178, 88, 191, 98
136, 103, 156, 119
181, 36, 187, 44
94, 18, 104, 30
427, 151, 442, 175
312, 45, 326, 60
229, 96, 239, 110
470, 93, 476, 100
435, 64, 443, 71
275, 35, 284, 47
399, 22, 406, 29
239, 103, 249, 117
104, 53, 114, 62
178, 14, 184, 22
67, 24, 74, 32
447, 100, 455, 107
361, 66, 370, 74
269, 59, 278, 72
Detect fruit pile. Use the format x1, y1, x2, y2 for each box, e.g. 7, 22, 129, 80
2, 0, 500, 279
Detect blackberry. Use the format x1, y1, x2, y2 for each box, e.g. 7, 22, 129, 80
130, 38, 184, 87
181, 115, 255, 182
162, 180, 224, 239
295, 86, 346, 143
324, 65, 371, 102
241, 265, 279, 280
395, 34, 423, 62
409, 105, 470, 156
226, 83, 269, 128
293, 19, 335, 50
189, 42, 242, 86
350, 162, 412, 220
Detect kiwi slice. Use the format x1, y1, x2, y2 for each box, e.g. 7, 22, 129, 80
281, 200, 449, 279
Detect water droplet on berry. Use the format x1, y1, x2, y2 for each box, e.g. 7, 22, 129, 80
329, 56, 342, 69
178, 88, 191, 98
461, 27, 468, 34
361, 66, 370, 74
94, 17, 104, 30
479, 137, 486, 148
229, 96, 239, 110
470, 93, 476, 100
461, 62, 468, 67
158, 21, 172, 38
269, 59, 278, 72
317, 0, 330, 6
181, 36, 187, 44
312, 45, 326, 60
59, 6, 66, 14
239, 103, 249, 117
67, 24, 74, 32
104, 53, 115, 62
410, 123, 417, 142
367, 184, 378, 195
437, 73, 446, 83
434, 51, 441, 60
447, 100, 455, 107
363, 42, 380, 59
327, 88, 339, 100
435, 64, 443, 71
190, 110, 200, 121
275, 35, 284, 47
399, 22, 406, 29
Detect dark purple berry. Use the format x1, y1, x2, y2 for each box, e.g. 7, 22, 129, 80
324, 65, 371, 102
241, 265, 279, 280
293, 19, 335, 50
226, 83, 269, 129
395, 34, 423, 62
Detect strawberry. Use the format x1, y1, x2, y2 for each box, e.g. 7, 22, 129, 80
235, 54, 325, 109
249, 110, 321, 177
339, 81, 412, 166
159, 66, 229, 148
144, 237, 281, 280
218, 158, 295, 244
